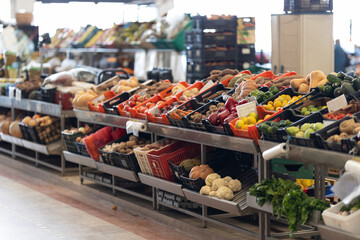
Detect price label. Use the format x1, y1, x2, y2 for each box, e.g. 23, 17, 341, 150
148, 106, 160, 116
199, 80, 215, 93
323, 120, 334, 128
15, 88, 22, 101
236, 101, 257, 119
327, 94, 348, 112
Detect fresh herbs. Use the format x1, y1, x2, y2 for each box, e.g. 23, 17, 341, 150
339, 197, 360, 216
249, 177, 329, 237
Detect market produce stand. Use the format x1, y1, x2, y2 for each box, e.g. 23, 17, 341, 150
0, 96, 75, 174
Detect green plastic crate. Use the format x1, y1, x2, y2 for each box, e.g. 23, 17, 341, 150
270, 158, 313, 179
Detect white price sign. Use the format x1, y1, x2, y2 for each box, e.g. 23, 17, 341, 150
236, 101, 257, 119
326, 94, 348, 112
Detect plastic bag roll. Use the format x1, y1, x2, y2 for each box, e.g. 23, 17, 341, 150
126, 121, 147, 137
262, 143, 289, 161
345, 160, 360, 175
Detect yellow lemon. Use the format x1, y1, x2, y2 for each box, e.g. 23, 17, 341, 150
257, 120, 263, 123
270, 106, 275, 111
285, 95, 291, 101
241, 124, 249, 130
235, 119, 244, 129
277, 96, 284, 102
246, 116, 257, 125
275, 107, 282, 111
268, 101, 273, 106
241, 117, 246, 122
288, 99, 294, 104
264, 114, 271, 119
264, 105, 270, 110
274, 100, 282, 108
248, 112, 259, 121
281, 101, 288, 107
322, 106, 327, 109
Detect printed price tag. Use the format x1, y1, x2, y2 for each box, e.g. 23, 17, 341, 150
199, 80, 215, 93
247, 96, 258, 104
242, 48, 251, 54
236, 101, 257, 119
323, 120, 334, 128
148, 106, 160, 116
327, 94, 348, 112
15, 88, 22, 101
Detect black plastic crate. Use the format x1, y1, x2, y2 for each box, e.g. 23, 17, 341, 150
75, 141, 90, 157
194, 83, 228, 103
169, 161, 187, 184
315, 116, 358, 154
186, 44, 236, 62
192, 15, 237, 31
190, 60, 236, 77
238, 44, 256, 61
285, 112, 325, 148
40, 87, 57, 103
102, 92, 131, 115
184, 101, 217, 132
186, 73, 205, 84
257, 109, 303, 142
185, 30, 194, 44
284, 0, 333, 13
167, 99, 204, 128
20, 118, 61, 145
62, 131, 84, 153
193, 29, 236, 45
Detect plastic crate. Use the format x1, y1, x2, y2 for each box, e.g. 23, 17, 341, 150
18, 122, 33, 142
193, 29, 236, 45
147, 141, 201, 181
185, 30, 194, 44
315, 116, 358, 154
129, 95, 163, 120
256, 109, 303, 142
192, 15, 237, 31
186, 73, 205, 84
88, 90, 117, 113
228, 106, 278, 143
290, 94, 330, 115
133, 138, 167, 175
19, 118, 61, 145
271, 158, 314, 179
322, 199, 360, 235
186, 44, 236, 62
167, 99, 204, 128
98, 134, 129, 166
194, 83, 229, 103
184, 101, 216, 132
40, 87, 57, 103
62, 130, 84, 154
220, 70, 252, 87
75, 141, 90, 157
238, 44, 256, 61
102, 92, 131, 115
146, 97, 182, 125
55, 91, 73, 110
284, 0, 333, 13
285, 111, 325, 148
189, 60, 236, 78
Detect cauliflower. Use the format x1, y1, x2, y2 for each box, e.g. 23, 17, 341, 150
216, 186, 234, 200
211, 178, 227, 191
209, 191, 217, 197
200, 186, 211, 195
205, 173, 220, 186
228, 179, 242, 192
223, 176, 233, 184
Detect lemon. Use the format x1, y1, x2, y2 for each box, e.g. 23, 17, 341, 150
235, 119, 244, 129
274, 100, 282, 108
268, 101, 273, 106
241, 124, 249, 130
241, 117, 246, 122
322, 106, 327, 109
277, 96, 284, 102
263, 105, 270, 110
264, 114, 271, 119
246, 116, 257, 125
285, 95, 291, 101
248, 112, 259, 121
275, 107, 282, 111
257, 120, 263, 123
281, 101, 288, 107
270, 106, 275, 111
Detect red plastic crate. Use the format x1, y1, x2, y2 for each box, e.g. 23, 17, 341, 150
229, 106, 281, 144
221, 70, 252, 87
146, 141, 201, 181
55, 92, 73, 110
249, 70, 275, 81
174, 81, 205, 101
146, 97, 180, 125
157, 81, 189, 100
129, 95, 163, 120
88, 90, 116, 113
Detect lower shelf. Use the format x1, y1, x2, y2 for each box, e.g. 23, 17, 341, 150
318, 225, 360, 240
246, 193, 273, 213
63, 151, 139, 182
138, 173, 185, 197
0, 133, 62, 155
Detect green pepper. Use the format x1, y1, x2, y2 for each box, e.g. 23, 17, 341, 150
269, 85, 280, 95
250, 89, 260, 97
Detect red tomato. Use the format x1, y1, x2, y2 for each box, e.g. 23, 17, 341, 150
139, 106, 147, 114
146, 102, 154, 108
124, 105, 131, 111
132, 94, 140, 101
148, 103, 156, 109
129, 101, 136, 107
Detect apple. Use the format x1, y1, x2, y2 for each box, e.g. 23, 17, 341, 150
208, 112, 219, 126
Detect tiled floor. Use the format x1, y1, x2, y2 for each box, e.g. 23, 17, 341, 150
0, 168, 194, 240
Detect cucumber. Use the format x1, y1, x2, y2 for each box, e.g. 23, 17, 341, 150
352, 78, 360, 91
327, 74, 342, 84
332, 82, 341, 89
337, 71, 347, 80
341, 82, 356, 96
333, 87, 343, 98
344, 75, 354, 81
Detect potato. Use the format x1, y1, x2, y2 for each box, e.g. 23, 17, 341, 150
126, 141, 136, 149
119, 149, 127, 153
126, 148, 133, 153
152, 143, 161, 149
129, 135, 138, 142
119, 142, 126, 150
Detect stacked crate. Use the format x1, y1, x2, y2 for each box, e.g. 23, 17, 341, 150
237, 17, 256, 71
185, 16, 238, 83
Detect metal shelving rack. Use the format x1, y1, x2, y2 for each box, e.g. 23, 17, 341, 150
0, 96, 76, 174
